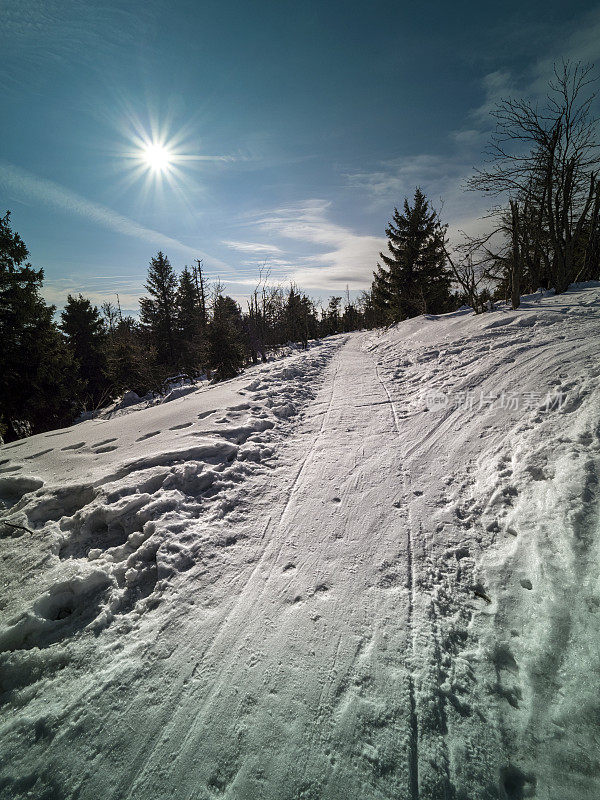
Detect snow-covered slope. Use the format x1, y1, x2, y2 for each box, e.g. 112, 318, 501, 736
1, 286, 599, 800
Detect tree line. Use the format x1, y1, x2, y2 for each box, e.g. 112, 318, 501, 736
0, 218, 371, 442
2, 60, 599, 442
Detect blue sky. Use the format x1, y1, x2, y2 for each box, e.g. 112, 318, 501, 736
2, 0, 600, 313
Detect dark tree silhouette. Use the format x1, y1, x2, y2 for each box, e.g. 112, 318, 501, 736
372, 188, 452, 321
140, 251, 178, 367
0, 212, 78, 440
61, 294, 107, 407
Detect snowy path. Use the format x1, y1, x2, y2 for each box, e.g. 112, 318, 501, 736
2, 285, 600, 799
127, 339, 429, 799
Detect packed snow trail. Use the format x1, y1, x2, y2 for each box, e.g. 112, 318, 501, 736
117, 339, 438, 800
2, 285, 600, 799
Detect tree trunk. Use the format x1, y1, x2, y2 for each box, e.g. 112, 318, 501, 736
510, 200, 521, 309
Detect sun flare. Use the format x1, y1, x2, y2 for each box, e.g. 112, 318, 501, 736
142, 142, 172, 173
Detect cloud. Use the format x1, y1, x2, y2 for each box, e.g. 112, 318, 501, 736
41, 275, 143, 313
464, 9, 600, 132
222, 240, 283, 255
0, 160, 225, 267
469, 70, 514, 125
253, 200, 385, 291
531, 7, 600, 95
344, 154, 463, 203
344, 153, 486, 224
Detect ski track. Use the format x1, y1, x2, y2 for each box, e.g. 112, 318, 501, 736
372, 360, 420, 799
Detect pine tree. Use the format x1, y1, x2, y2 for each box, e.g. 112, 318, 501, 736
61, 294, 107, 408
177, 265, 207, 377
285, 284, 312, 347
139, 251, 178, 368
373, 188, 452, 322
208, 295, 246, 380
357, 290, 380, 328
105, 316, 160, 397
192, 259, 208, 328
322, 296, 342, 335
0, 211, 78, 439
342, 301, 361, 332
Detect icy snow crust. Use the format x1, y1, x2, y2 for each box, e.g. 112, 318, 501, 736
1, 286, 599, 799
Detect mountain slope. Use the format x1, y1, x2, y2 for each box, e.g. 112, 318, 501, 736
1, 285, 599, 800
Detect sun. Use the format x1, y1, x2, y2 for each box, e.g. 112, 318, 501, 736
142, 142, 172, 173
118, 111, 215, 194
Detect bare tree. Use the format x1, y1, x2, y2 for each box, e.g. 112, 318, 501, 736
468, 60, 600, 294
442, 244, 489, 313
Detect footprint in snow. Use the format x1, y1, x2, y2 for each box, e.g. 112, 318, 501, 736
61, 442, 86, 451
169, 422, 193, 430
25, 448, 53, 459
136, 431, 161, 441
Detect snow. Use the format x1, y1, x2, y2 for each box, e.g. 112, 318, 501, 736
1, 285, 600, 799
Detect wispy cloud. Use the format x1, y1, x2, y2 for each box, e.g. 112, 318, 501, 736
343, 154, 487, 234
531, 6, 600, 95
222, 240, 283, 255
343, 3, 600, 249
40, 275, 143, 312
344, 154, 463, 203
468, 70, 514, 126
253, 200, 384, 291
0, 160, 225, 267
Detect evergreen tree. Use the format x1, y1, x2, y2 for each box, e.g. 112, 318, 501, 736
342, 301, 361, 332
61, 294, 107, 408
192, 259, 208, 328
139, 251, 178, 368
208, 295, 246, 380
0, 211, 78, 439
176, 266, 207, 376
285, 284, 311, 347
357, 290, 380, 328
105, 316, 160, 397
322, 296, 342, 335
373, 188, 452, 322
